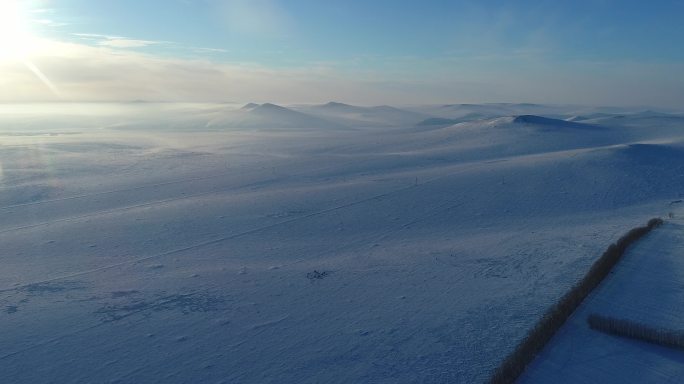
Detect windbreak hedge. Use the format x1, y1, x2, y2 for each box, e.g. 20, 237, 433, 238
489, 218, 663, 384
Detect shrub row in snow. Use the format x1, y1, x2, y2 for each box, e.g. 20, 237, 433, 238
588, 314, 684, 350
488, 218, 663, 384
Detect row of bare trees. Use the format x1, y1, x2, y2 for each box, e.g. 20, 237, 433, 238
489, 218, 663, 384
588, 314, 684, 350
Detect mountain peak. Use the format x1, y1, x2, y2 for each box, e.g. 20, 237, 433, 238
512, 115, 560, 125
253, 103, 291, 112
322, 101, 353, 108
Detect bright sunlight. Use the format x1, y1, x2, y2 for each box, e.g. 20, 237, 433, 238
0, 0, 36, 60
0, 0, 60, 96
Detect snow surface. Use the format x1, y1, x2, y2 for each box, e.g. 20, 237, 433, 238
0, 102, 683, 383
519, 215, 684, 383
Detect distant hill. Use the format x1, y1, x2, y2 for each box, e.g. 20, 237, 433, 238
206, 103, 346, 129
510, 115, 604, 130
298, 101, 428, 127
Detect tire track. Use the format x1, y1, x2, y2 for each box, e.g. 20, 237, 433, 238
0, 163, 472, 294
0, 146, 611, 292
0, 186, 414, 293
0, 153, 341, 212
0, 161, 374, 235
0, 194, 467, 364
0, 170, 236, 211
0, 145, 603, 235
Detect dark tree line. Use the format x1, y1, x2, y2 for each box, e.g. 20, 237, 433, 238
588, 314, 684, 350
489, 218, 663, 384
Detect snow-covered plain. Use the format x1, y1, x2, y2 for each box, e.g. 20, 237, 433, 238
0, 102, 683, 383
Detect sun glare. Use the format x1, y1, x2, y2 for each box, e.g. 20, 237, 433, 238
0, 0, 36, 60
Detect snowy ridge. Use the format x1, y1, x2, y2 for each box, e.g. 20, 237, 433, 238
510, 115, 603, 129
297, 101, 428, 127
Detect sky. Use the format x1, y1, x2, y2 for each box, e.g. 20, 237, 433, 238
1, 0, 684, 107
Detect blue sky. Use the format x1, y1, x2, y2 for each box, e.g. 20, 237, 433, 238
3, 0, 684, 106
47, 0, 684, 62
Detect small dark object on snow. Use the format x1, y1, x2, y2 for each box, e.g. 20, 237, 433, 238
306, 270, 329, 280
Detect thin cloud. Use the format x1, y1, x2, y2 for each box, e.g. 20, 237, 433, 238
192, 47, 229, 54
2, 36, 683, 108
73, 33, 167, 49
98, 38, 162, 48
71, 33, 226, 55
33, 18, 67, 27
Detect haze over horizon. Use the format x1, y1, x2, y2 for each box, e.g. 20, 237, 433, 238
1, 0, 684, 108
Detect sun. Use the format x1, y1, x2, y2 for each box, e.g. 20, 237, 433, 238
0, 0, 59, 96
0, 0, 36, 60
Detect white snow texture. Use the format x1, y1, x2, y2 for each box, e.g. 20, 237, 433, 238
1, 102, 683, 383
